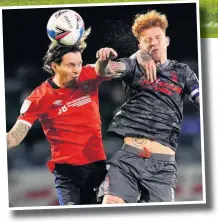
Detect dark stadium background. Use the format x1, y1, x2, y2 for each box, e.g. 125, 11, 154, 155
2, 2, 203, 206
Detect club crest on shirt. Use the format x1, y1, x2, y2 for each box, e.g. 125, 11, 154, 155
170, 71, 178, 82
80, 81, 91, 92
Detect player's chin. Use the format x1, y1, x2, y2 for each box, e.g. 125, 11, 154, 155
72, 75, 80, 80
151, 53, 160, 62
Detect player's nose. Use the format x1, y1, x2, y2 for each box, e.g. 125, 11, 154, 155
72, 72, 79, 78
150, 38, 158, 46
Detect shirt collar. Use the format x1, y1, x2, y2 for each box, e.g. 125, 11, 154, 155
157, 60, 170, 71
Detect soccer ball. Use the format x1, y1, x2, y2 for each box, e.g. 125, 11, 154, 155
47, 9, 85, 46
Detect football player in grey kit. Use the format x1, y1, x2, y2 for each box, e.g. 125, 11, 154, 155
95, 10, 200, 203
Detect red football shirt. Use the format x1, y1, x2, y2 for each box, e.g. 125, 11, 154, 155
18, 65, 107, 172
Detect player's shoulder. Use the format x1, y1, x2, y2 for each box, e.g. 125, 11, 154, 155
170, 59, 190, 70
28, 79, 51, 98
80, 64, 98, 80
82, 64, 95, 72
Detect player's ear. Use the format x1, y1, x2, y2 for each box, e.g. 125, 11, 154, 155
51, 62, 58, 72
137, 36, 143, 50
166, 36, 170, 46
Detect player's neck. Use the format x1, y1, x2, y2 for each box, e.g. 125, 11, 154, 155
53, 75, 77, 89
52, 75, 66, 88
157, 55, 167, 65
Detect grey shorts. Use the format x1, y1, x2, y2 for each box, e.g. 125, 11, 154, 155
98, 144, 177, 203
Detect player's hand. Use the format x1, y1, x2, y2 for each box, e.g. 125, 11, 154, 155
96, 47, 118, 61
136, 50, 157, 83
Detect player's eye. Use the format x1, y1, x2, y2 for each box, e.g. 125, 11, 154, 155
144, 39, 150, 43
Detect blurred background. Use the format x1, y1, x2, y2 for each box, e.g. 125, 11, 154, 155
3, 2, 203, 207
200, 0, 218, 37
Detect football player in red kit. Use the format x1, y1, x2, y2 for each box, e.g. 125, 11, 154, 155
6, 33, 156, 205
6, 42, 111, 205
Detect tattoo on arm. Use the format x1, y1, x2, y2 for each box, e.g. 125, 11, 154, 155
95, 59, 126, 78
7, 121, 30, 149
136, 50, 153, 67
132, 138, 148, 148
136, 50, 156, 74
104, 61, 126, 78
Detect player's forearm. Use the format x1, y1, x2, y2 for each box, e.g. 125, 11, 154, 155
136, 50, 154, 64
95, 58, 110, 76
7, 132, 20, 149
6, 121, 30, 149
95, 59, 126, 78
135, 50, 157, 82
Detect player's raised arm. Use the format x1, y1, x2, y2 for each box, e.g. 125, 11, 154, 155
7, 120, 31, 149
95, 47, 126, 78
95, 48, 157, 81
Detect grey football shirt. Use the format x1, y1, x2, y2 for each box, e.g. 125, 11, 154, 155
108, 58, 199, 151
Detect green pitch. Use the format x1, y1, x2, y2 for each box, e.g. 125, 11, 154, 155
200, 0, 218, 37
0, 0, 217, 38
0, 0, 169, 6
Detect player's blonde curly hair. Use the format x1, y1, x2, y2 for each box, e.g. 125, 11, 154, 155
132, 10, 168, 39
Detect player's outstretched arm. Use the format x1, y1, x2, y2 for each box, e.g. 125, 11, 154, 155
95, 47, 126, 78
7, 120, 31, 149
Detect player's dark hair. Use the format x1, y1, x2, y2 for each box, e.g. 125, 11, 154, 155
43, 43, 82, 75
43, 27, 91, 75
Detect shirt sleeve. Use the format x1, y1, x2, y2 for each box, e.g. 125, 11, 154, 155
184, 64, 199, 103
18, 88, 43, 127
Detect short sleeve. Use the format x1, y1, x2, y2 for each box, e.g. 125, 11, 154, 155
18, 88, 42, 127
184, 65, 199, 102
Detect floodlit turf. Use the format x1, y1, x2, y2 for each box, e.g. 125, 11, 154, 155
0, 0, 169, 6
201, 26, 218, 38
